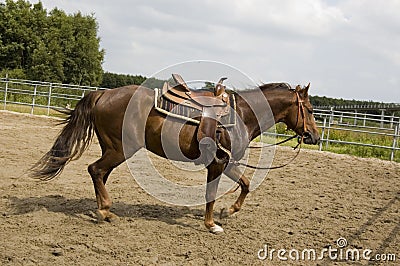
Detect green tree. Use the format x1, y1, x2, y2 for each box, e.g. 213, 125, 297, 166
62, 12, 104, 86
28, 3, 65, 82
0, 0, 34, 70
0, 0, 104, 85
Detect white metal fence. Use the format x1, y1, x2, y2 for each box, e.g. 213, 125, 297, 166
1, 77, 399, 161
0, 77, 103, 115
315, 109, 400, 161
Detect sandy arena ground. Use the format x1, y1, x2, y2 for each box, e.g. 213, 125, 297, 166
0, 111, 399, 265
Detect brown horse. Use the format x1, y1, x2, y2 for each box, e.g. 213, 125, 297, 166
31, 82, 320, 233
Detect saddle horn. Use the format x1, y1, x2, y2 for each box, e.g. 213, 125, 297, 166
215, 77, 227, 96
217, 77, 227, 84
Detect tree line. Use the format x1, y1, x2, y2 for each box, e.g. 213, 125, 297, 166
308, 95, 384, 107
308, 95, 400, 116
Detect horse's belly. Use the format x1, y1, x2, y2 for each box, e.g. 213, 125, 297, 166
145, 116, 200, 162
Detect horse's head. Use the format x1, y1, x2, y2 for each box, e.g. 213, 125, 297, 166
284, 84, 320, 145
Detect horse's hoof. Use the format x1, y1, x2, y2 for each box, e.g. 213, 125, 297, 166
95, 210, 105, 223
209, 224, 224, 234
95, 210, 119, 223
105, 212, 119, 223
220, 207, 230, 219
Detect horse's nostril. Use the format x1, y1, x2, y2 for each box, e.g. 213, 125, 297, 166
303, 132, 312, 139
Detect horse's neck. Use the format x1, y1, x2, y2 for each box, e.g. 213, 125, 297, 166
238, 88, 292, 141
265, 88, 293, 124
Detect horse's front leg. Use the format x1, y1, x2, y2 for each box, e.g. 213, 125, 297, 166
220, 164, 250, 218
204, 163, 225, 234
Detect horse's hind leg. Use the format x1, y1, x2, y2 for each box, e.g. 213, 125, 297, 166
88, 150, 125, 222
220, 164, 250, 218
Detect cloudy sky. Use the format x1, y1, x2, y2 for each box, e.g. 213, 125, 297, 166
32, 0, 399, 102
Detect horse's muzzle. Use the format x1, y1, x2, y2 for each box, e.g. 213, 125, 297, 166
302, 131, 320, 145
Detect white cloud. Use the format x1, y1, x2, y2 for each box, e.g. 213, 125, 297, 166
227, 0, 348, 37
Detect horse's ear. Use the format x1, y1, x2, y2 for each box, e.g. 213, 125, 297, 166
301, 83, 310, 98
295, 85, 302, 92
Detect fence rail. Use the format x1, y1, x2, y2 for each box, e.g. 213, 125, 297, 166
0, 77, 104, 115
1, 77, 399, 161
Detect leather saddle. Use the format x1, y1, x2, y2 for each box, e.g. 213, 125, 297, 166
162, 74, 230, 112
158, 74, 233, 164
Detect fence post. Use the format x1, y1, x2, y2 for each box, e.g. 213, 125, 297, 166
363, 113, 367, 127
354, 110, 358, 126
325, 107, 334, 149
380, 109, 385, 128
31, 84, 37, 115
47, 83, 52, 116
3, 73, 8, 110
390, 123, 399, 161
390, 115, 394, 129
319, 116, 326, 151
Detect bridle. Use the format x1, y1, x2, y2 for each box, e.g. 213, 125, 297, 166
293, 90, 308, 148
216, 89, 309, 170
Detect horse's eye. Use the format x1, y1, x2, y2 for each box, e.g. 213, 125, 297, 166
308, 109, 313, 114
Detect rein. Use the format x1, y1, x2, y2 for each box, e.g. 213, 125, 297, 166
218, 90, 307, 170
247, 134, 298, 149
